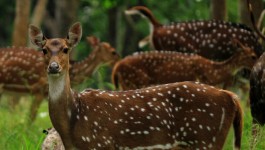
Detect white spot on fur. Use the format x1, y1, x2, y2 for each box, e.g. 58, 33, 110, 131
219, 107, 225, 130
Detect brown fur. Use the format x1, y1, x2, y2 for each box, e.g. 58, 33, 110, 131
0, 36, 119, 122
29, 22, 243, 150
126, 6, 263, 60
112, 43, 257, 90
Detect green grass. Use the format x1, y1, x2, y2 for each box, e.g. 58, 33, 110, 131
0, 95, 51, 149
0, 92, 265, 150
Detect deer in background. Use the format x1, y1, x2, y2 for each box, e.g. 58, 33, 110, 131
0, 36, 119, 122
125, 6, 263, 60
29, 22, 243, 150
70, 36, 119, 86
112, 39, 257, 90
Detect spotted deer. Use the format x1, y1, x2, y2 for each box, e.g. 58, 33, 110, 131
125, 6, 263, 60
112, 39, 257, 90
0, 37, 119, 122
29, 22, 243, 150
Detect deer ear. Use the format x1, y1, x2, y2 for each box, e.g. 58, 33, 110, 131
28, 25, 46, 48
67, 22, 82, 47
231, 38, 245, 51
86, 36, 100, 48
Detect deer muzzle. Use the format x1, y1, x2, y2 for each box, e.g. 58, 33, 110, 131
48, 62, 60, 74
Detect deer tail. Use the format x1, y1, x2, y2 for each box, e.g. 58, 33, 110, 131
223, 90, 243, 150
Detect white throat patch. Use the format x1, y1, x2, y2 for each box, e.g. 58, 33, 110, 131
48, 74, 66, 102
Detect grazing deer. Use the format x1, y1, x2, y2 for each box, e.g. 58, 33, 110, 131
247, 0, 265, 148
250, 53, 265, 126
125, 6, 263, 60
0, 37, 119, 122
112, 39, 257, 90
29, 22, 243, 150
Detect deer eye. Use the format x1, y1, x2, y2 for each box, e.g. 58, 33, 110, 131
111, 51, 117, 55
42, 48, 48, 55
251, 55, 257, 60
63, 48, 69, 54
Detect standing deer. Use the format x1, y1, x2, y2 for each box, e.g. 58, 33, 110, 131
0, 36, 119, 122
29, 22, 243, 150
112, 39, 257, 90
125, 6, 263, 60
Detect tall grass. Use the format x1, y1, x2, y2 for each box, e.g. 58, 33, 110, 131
0, 91, 264, 149
0, 95, 51, 149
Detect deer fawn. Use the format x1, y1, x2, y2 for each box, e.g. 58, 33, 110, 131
112, 39, 257, 90
0, 36, 119, 122
125, 6, 263, 60
70, 36, 120, 86
29, 22, 243, 150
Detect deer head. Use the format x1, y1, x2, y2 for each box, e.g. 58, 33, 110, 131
231, 39, 257, 70
86, 36, 120, 66
29, 22, 81, 76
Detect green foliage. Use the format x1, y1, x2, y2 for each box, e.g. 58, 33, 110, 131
0, 96, 51, 149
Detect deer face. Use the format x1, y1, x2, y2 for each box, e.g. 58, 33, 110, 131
238, 47, 257, 69
232, 39, 258, 69
86, 36, 120, 66
29, 23, 82, 77
42, 39, 70, 75
97, 42, 120, 66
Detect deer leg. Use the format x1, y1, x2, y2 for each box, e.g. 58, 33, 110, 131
7, 95, 20, 110
28, 93, 44, 123
0, 84, 3, 102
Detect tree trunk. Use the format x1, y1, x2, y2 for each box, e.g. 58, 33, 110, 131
54, 0, 80, 37
210, 0, 227, 20
107, 7, 118, 49
29, 0, 48, 47
120, 0, 145, 56
12, 0, 30, 46
31, 0, 48, 27
239, 0, 263, 29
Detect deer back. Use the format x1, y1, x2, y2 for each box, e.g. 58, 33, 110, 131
112, 51, 202, 90
69, 81, 242, 149
112, 47, 257, 90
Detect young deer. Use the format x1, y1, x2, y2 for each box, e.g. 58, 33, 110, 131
112, 39, 257, 90
125, 6, 263, 60
70, 36, 120, 86
29, 22, 243, 150
0, 37, 119, 122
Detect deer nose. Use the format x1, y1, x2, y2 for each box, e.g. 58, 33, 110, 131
48, 62, 60, 74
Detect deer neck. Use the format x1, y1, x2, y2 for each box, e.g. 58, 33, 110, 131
201, 56, 240, 85
48, 70, 76, 148
70, 51, 102, 84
